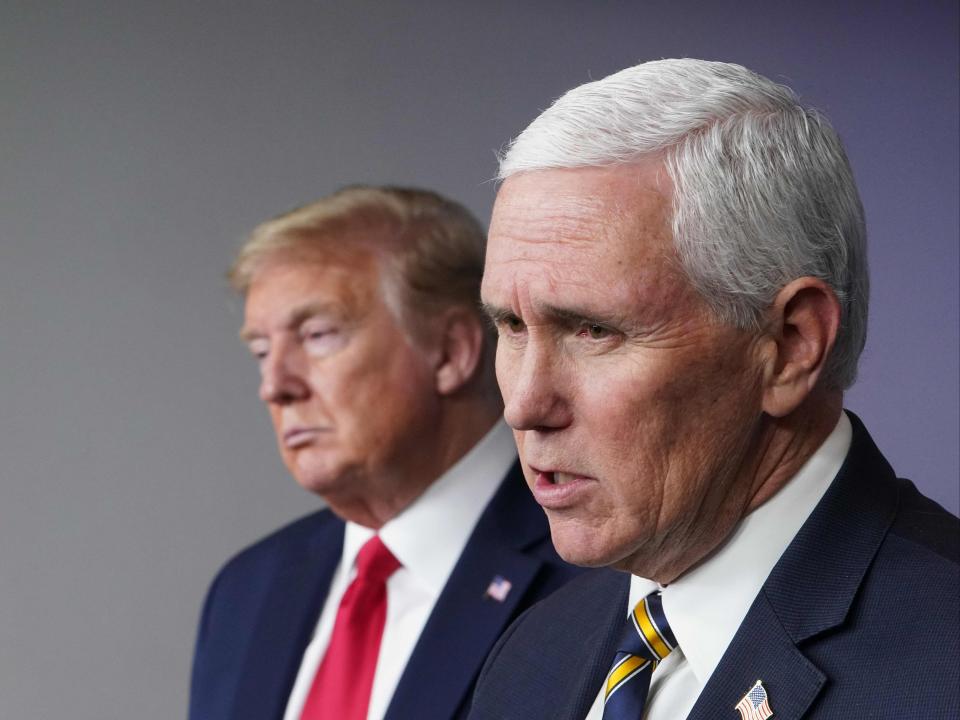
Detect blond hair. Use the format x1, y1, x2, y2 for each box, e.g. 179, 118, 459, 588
230, 185, 487, 330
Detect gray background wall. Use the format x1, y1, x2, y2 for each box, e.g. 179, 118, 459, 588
1, 1, 956, 717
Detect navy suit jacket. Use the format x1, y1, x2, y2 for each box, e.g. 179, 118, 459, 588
189, 461, 584, 720
469, 415, 959, 719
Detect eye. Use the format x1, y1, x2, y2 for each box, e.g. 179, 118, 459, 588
247, 338, 269, 361
300, 318, 334, 341
299, 319, 346, 356
579, 323, 612, 340
501, 313, 525, 334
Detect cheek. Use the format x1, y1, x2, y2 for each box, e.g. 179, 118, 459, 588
577, 359, 681, 448
512, 431, 529, 468
493, 342, 517, 399
573, 354, 729, 502
268, 405, 286, 442
268, 404, 282, 427
359, 348, 437, 430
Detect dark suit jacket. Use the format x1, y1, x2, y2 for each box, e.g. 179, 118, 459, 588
189, 461, 584, 720
469, 414, 959, 719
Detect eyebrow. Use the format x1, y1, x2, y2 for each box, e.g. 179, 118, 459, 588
544, 306, 626, 331
480, 302, 512, 323
479, 301, 621, 328
239, 301, 347, 342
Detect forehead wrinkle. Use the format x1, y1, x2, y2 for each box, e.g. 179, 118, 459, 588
492, 196, 671, 278
493, 194, 627, 253
487, 166, 687, 327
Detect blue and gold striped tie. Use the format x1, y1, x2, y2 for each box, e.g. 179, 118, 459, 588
601, 591, 677, 719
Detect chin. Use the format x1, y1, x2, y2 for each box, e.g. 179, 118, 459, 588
290, 464, 343, 498
291, 476, 333, 498
286, 450, 341, 491
548, 524, 618, 569
549, 516, 657, 573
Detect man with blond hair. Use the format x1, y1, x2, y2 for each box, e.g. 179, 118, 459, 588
189, 186, 581, 720
470, 59, 958, 719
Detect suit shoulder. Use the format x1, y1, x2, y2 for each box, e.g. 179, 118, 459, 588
195, 508, 340, 645
472, 569, 624, 719
486, 568, 624, 658
889, 478, 959, 565
528, 567, 624, 618
212, 508, 339, 586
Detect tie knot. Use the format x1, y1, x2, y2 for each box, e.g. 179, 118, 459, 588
620, 591, 677, 663
354, 535, 401, 584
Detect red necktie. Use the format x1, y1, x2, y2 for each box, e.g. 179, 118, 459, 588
300, 535, 401, 720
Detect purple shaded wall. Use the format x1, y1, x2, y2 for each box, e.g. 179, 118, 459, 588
0, 2, 956, 717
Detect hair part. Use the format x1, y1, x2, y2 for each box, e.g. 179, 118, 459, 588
498, 58, 868, 389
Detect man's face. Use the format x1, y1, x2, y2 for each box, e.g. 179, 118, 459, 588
241, 247, 442, 524
482, 164, 768, 580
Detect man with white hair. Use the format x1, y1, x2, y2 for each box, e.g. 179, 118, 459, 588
470, 59, 958, 719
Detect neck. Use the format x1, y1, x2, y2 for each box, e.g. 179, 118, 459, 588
328, 393, 504, 529
744, 391, 843, 514
644, 393, 843, 585
431, 392, 504, 481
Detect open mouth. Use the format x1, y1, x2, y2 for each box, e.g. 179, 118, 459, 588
529, 466, 594, 509
545, 471, 580, 485
532, 465, 585, 485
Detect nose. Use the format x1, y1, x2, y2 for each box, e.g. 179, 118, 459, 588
258, 341, 310, 404
499, 339, 572, 432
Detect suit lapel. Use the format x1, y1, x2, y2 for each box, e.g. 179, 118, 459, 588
561, 572, 631, 720
385, 463, 550, 719
689, 413, 899, 720
231, 514, 344, 720
687, 595, 826, 720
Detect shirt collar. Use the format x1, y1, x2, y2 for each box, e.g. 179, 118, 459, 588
343, 419, 517, 593
628, 411, 852, 684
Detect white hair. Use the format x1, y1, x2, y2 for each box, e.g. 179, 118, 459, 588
499, 58, 868, 389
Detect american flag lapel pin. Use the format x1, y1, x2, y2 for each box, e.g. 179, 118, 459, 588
735, 679, 773, 720
484, 575, 512, 602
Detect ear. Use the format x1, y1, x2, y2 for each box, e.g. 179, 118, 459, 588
761, 277, 841, 417
431, 307, 486, 396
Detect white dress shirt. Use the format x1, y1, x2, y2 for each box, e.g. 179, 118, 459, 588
585, 412, 852, 720
283, 420, 517, 720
